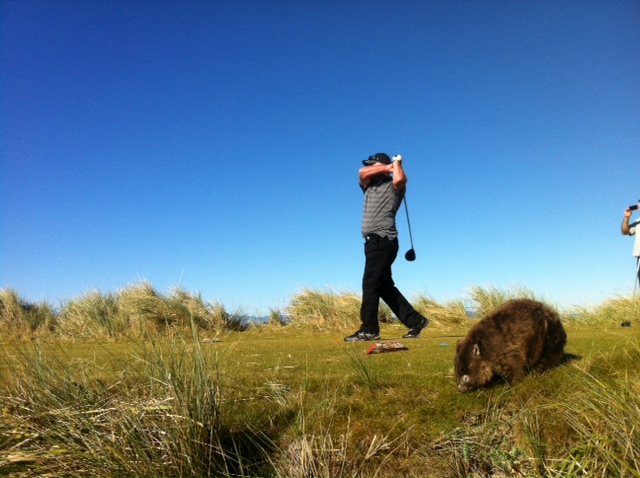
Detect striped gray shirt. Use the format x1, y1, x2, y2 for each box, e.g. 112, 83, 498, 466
361, 179, 405, 239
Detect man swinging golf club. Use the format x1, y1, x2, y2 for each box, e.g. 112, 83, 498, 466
345, 153, 430, 342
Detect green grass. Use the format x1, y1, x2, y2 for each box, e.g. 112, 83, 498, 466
1, 325, 639, 476
1, 285, 639, 476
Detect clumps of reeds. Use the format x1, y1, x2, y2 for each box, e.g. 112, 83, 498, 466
432, 400, 538, 477
0, 333, 416, 476
382, 285, 544, 329
57, 290, 123, 338
1, 338, 274, 477
412, 295, 470, 328
267, 308, 290, 327
115, 282, 246, 334
549, 337, 640, 476
270, 383, 413, 477
287, 288, 391, 331
565, 292, 640, 325
468, 285, 544, 319
3, 283, 636, 341
555, 364, 640, 475
343, 345, 383, 391
0, 282, 247, 341
274, 428, 407, 477
0, 288, 56, 339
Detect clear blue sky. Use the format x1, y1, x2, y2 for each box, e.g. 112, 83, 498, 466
2, 0, 639, 314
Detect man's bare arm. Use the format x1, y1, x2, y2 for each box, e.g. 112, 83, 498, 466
622, 208, 633, 235
392, 159, 407, 191
359, 164, 392, 188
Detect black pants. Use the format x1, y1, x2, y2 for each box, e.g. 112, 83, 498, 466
360, 235, 425, 334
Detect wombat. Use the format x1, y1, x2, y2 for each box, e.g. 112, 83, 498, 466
455, 299, 567, 392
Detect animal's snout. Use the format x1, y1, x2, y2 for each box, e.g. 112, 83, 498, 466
457, 375, 471, 392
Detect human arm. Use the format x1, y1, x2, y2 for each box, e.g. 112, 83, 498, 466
359, 164, 393, 188
392, 157, 407, 191
622, 208, 633, 235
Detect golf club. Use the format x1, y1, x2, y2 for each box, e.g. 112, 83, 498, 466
403, 196, 416, 261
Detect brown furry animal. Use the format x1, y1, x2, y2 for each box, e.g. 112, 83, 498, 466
455, 299, 567, 392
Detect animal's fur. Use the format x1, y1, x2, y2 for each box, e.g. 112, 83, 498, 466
455, 299, 567, 392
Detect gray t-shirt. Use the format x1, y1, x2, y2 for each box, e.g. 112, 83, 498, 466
630, 219, 640, 257
361, 179, 405, 239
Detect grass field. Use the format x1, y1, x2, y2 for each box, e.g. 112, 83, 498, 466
1, 285, 639, 477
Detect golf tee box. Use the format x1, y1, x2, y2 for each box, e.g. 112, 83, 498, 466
366, 341, 409, 355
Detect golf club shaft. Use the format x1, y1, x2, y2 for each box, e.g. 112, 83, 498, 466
403, 196, 414, 249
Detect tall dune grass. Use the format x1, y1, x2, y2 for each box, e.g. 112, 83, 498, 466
58, 290, 123, 338
565, 292, 640, 325
287, 288, 392, 331
1, 282, 249, 341
2, 284, 638, 341
412, 295, 469, 328
1, 337, 273, 477
467, 284, 544, 318
555, 362, 640, 476
287, 285, 546, 332
115, 282, 234, 333
0, 289, 56, 339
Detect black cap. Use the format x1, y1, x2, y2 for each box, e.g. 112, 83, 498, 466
362, 153, 391, 166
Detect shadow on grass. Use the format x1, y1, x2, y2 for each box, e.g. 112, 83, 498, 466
560, 352, 581, 365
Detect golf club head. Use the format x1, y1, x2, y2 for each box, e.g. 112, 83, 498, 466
405, 249, 416, 262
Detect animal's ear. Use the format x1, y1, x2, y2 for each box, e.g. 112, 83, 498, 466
472, 343, 481, 357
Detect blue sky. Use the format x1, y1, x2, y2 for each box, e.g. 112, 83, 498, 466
2, 0, 639, 314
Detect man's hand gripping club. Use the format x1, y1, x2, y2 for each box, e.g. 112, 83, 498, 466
359, 154, 407, 191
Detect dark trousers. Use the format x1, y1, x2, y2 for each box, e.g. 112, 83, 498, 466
360, 235, 425, 334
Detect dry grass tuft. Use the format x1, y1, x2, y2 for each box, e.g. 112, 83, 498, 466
0, 288, 56, 339
288, 288, 392, 331
565, 292, 640, 325
413, 295, 471, 328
